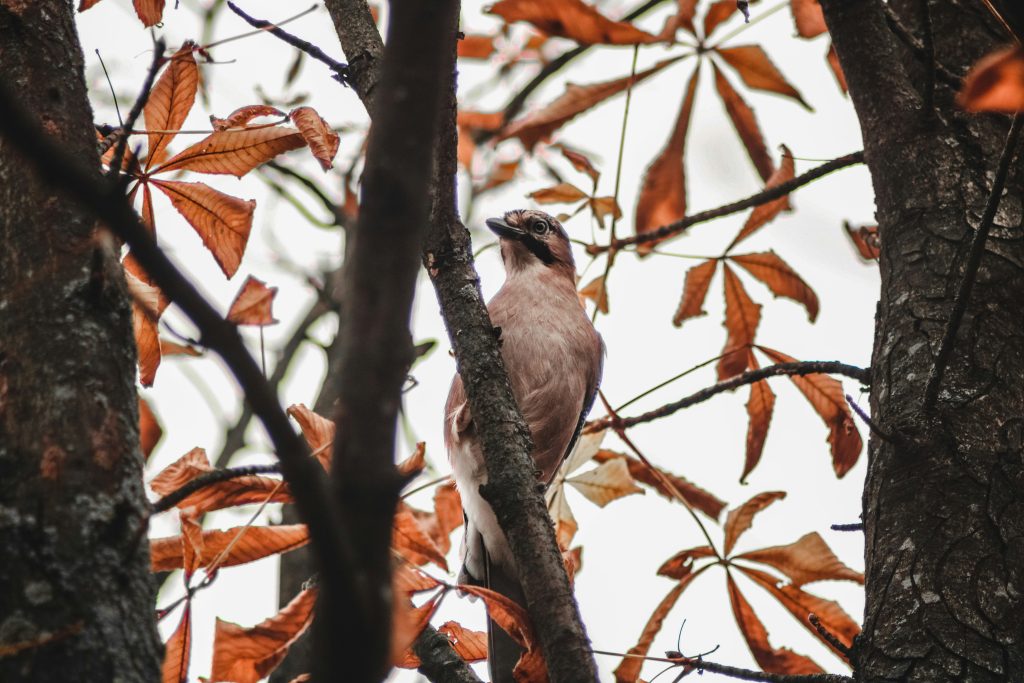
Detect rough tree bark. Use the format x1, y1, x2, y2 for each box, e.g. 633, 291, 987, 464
823, 0, 1024, 680
0, 2, 162, 681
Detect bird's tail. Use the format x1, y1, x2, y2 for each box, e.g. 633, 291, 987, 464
484, 550, 526, 683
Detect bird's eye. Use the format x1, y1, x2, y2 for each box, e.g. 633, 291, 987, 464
531, 218, 550, 235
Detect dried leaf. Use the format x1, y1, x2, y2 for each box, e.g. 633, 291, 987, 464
151, 179, 255, 278
489, 0, 660, 45
227, 276, 278, 326
392, 590, 444, 666
437, 621, 488, 663
155, 127, 306, 177
844, 222, 880, 260
290, 106, 340, 171
144, 44, 198, 170
430, 481, 464, 552
557, 145, 600, 183
589, 196, 622, 227
757, 346, 862, 476
727, 575, 824, 674
124, 262, 169, 386
827, 43, 848, 93
393, 503, 449, 570
547, 484, 579, 549
703, 0, 739, 37
716, 45, 809, 108
743, 374, 775, 482
528, 182, 589, 204
717, 264, 761, 380
579, 275, 609, 314
149, 447, 290, 513
457, 584, 534, 650
159, 339, 202, 356
790, 0, 827, 37
736, 532, 864, 586
150, 447, 210, 494
592, 450, 726, 519
713, 64, 774, 181
287, 403, 335, 469
393, 562, 442, 596
457, 110, 505, 132
134, 0, 165, 26
151, 524, 309, 572
613, 573, 699, 682
728, 147, 795, 249
397, 442, 427, 477
479, 160, 521, 191
140, 183, 156, 232
161, 603, 192, 683
635, 68, 699, 255
567, 457, 644, 507
656, 546, 716, 579
458, 34, 497, 59
210, 588, 318, 683
959, 46, 1024, 112
730, 251, 819, 321
501, 57, 682, 149
672, 259, 718, 326
138, 396, 162, 460
180, 513, 205, 580
211, 105, 285, 130
724, 490, 786, 556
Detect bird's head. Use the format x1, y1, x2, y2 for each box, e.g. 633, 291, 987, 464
486, 209, 575, 278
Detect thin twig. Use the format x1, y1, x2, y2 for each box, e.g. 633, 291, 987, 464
844, 394, 894, 443
108, 40, 166, 180
923, 113, 1023, 410
152, 464, 282, 513
592, 650, 853, 682
588, 361, 870, 432
831, 522, 864, 532
808, 613, 852, 659
587, 152, 864, 254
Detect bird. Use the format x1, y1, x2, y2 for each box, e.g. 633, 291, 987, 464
444, 209, 604, 682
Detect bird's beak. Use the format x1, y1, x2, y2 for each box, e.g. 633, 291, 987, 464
486, 217, 525, 240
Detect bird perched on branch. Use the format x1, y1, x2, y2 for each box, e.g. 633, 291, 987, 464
445, 209, 604, 682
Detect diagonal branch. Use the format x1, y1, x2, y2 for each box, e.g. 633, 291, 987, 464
323, 0, 385, 112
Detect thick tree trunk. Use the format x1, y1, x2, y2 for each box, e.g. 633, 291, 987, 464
823, 1, 1024, 680
0, 2, 162, 681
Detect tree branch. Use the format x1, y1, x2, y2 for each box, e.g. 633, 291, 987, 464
152, 463, 282, 513
587, 152, 864, 254
108, 39, 164, 179
322, 0, 385, 112
682, 658, 853, 683
414, 625, 484, 683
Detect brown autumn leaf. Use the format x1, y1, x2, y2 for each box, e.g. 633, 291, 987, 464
458, 110, 505, 132
567, 457, 644, 506
124, 262, 169, 386
790, 0, 827, 37
290, 106, 340, 171
150, 179, 255, 278
656, 545, 716, 580
139, 183, 156, 231
144, 44, 198, 171
428, 481, 464, 553
672, 259, 718, 326
635, 68, 699, 255
150, 447, 211, 494
154, 127, 306, 178
514, 647, 549, 683
740, 565, 860, 656
716, 45, 810, 108
287, 403, 335, 469
959, 46, 1024, 112
162, 602, 192, 683
592, 450, 727, 519
134, 0, 165, 26
397, 442, 427, 477
827, 43, 848, 93
137, 397, 162, 462
458, 34, 497, 59
437, 621, 488, 663
528, 182, 589, 204
736, 531, 864, 586
703, 0, 740, 37
151, 524, 309, 572
718, 264, 762, 380
743, 368, 776, 483
727, 575, 825, 675
844, 222, 880, 260
393, 502, 449, 570
589, 196, 622, 227
180, 512, 205, 580
723, 490, 787, 556
159, 339, 202, 356
210, 104, 285, 131
613, 573, 700, 683
579, 275, 609, 314
478, 160, 521, 192
657, 0, 699, 38
393, 562, 442, 596
392, 590, 444, 666
713, 63, 774, 181
547, 483, 579, 549
488, 0, 660, 45
728, 147, 795, 250
757, 346, 862, 476
500, 56, 683, 149
557, 145, 601, 184
457, 584, 534, 650
149, 447, 290, 513
730, 251, 819, 321
227, 276, 278, 326
210, 587, 317, 683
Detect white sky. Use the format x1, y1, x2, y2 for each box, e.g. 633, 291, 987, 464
74, 1, 878, 681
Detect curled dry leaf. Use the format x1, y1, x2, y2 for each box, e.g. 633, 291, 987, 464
151, 524, 309, 572
673, 258, 718, 327
501, 56, 683, 149
723, 490, 786, 556
547, 483, 579, 549
790, 0, 827, 37
210, 104, 285, 131
150, 446, 211, 494
410, 482, 463, 556
730, 251, 819, 321
210, 587, 318, 683
397, 442, 427, 476
150, 179, 255, 278
715, 45, 810, 109
713, 64, 774, 181
290, 106, 341, 171
656, 545, 716, 580
161, 602, 192, 683
557, 144, 600, 184
757, 345, 862, 476
144, 43, 198, 170
227, 276, 278, 326
528, 182, 589, 204
489, 0, 660, 45
728, 147, 795, 250
579, 275, 609, 314
717, 264, 761, 380
287, 403, 335, 469
592, 449, 727, 519
393, 502, 449, 570
635, 68, 699, 255
959, 46, 1024, 113
844, 222, 880, 260
735, 531, 864, 586
567, 457, 644, 507
159, 339, 202, 357
613, 573, 700, 683
138, 396, 162, 460
155, 127, 306, 178
437, 621, 488, 663
827, 43, 848, 93
727, 575, 824, 675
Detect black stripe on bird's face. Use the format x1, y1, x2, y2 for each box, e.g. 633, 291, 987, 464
486, 213, 559, 265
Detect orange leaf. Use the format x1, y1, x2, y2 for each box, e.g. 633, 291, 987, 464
437, 621, 488, 663
723, 490, 786, 556
144, 44, 198, 171
656, 545, 716, 580
134, 0, 165, 26
717, 264, 761, 380
844, 222, 880, 260
716, 45, 809, 108
150, 179, 254, 278
457, 110, 505, 132
393, 562, 442, 596
589, 196, 622, 226
727, 575, 824, 675
567, 457, 644, 506
458, 34, 497, 59
613, 573, 699, 682
672, 259, 718, 326
290, 106, 340, 171
180, 512, 205, 580
500, 57, 682, 149
151, 524, 309, 572
227, 276, 278, 326
457, 585, 534, 649
479, 160, 521, 192
393, 503, 449, 570
430, 481, 464, 553
489, 0, 660, 45
592, 450, 726, 519
528, 182, 589, 204
713, 64, 774, 181
138, 396, 162, 460
703, 0, 739, 37
392, 590, 444, 666
211, 105, 285, 130
161, 603, 192, 683
210, 587, 318, 683
635, 68, 699, 255
730, 251, 819, 321
827, 43, 848, 94
757, 346, 862, 476
397, 442, 427, 477
579, 275, 609, 314
959, 46, 1024, 113
743, 375, 775, 483
124, 259, 169, 386
151, 447, 210, 494
79, 0, 103, 11
159, 339, 202, 356
790, 0, 827, 37
735, 531, 864, 586
740, 565, 860, 656
557, 145, 600, 183
728, 148, 795, 249
287, 403, 335, 469
155, 127, 306, 177
140, 183, 156, 232
149, 447, 290, 514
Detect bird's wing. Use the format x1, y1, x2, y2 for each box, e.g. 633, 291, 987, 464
551, 333, 606, 483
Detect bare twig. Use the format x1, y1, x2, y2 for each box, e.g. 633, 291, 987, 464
108, 39, 165, 180
152, 463, 282, 513
808, 613, 852, 659
593, 650, 853, 682
587, 152, 864, 254
831, 522, 864, 532
923, 113, 1023, 410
